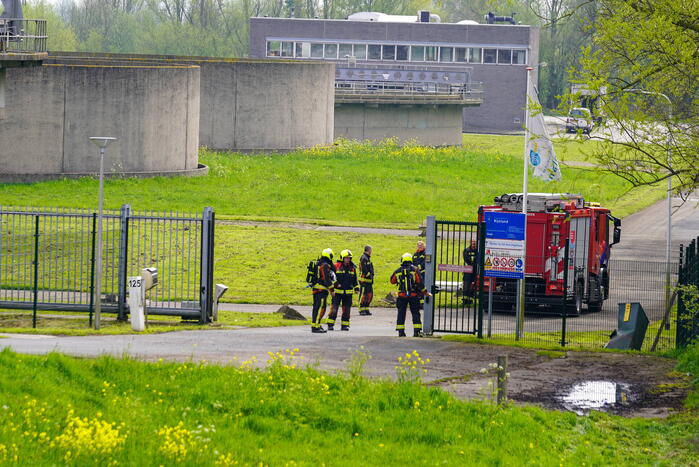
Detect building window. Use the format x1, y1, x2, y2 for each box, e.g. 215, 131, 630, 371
382, 45, 395, 60
325, 43, 338, 59
440, 47, 453, 62
295, 42, 310, 58
467, 48, 481, 63
513, 49, 527, 64
267, 41, 281, 57
497, 49, 512, 64
396, 45, 409, 61
483, 48, 497, 63
339, 43, 353, 58
311, 43, 324, 58
281, 39, 525, 66
411, 46, 425, 61
454, 47, 467, 62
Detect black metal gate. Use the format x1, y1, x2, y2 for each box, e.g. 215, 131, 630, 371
424, 217, 484, 335
0, 205, 215, 323
677, 237, 699, 348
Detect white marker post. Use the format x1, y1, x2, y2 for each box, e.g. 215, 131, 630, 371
128, 276, 145, 332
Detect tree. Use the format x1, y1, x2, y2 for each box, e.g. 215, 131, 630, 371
571, 0, 699, 195
530, 0, 595, 109
24, 1, 79, 51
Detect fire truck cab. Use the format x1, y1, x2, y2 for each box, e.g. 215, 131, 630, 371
478, 193, 621, 314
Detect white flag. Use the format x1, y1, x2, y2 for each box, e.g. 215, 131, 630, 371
526, 87, 561, 182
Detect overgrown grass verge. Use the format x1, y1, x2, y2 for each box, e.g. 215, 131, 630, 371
0, 310, 306, 336
441, 316, 678, 354
0, 348, 696, 466
0, 140, 664, 227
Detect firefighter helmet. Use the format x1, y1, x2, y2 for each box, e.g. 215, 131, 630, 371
401, 252, 413, 263
321, 248, 334, 260
340, 249, 353, 260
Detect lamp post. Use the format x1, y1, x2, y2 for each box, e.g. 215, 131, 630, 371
623, 89, 673, 316
88, 136, 116, 330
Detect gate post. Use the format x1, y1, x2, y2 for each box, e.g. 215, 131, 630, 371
423, 216, 436, 335
117, 204, 131, 322
477, 222, 486, 339
199, 207, 215, 324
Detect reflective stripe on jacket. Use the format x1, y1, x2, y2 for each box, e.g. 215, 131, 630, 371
390, 264, 426, 298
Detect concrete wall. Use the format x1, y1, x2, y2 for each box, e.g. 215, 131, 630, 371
335, 104, 463, 146
0, 63, 200, 179
197, 60, 334, 151
47, 53, 336, 152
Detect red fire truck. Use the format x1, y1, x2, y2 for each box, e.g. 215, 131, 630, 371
478, 193, 621, 313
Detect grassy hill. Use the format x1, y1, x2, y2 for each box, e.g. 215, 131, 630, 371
0, 138, 664, 228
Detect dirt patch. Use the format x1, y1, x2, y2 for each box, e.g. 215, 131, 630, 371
420, 344, 689, 418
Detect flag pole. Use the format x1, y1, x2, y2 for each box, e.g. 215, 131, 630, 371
516, 66, 534, 340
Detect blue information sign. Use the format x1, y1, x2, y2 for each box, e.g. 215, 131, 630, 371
484, 212, 525, 240
484, 211, 526, 279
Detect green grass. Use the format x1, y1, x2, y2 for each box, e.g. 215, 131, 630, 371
442, 311, 679, 354
462, 133, 605, 165
0, 310, 306, 336
0, 348, 696, 466
0, 140, 665, 228
215, 224, 411, 305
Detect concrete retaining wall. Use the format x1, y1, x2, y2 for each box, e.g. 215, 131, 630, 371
0, 63, 200, 179
335, 104, 463, 146
198, 60, 335, 151
47, 53, 336, 152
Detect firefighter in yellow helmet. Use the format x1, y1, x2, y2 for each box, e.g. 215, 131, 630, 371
327, 249, 359, 331
390, 252, 431, 337
311, 248, 336, 333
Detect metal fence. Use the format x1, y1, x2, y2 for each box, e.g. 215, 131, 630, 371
424, 216, 682, 351
678, 238, 699, 347
479, 259, 679, 352
334, 80, 483, 105
0, 19, 47, 53
0, 205, 215, 324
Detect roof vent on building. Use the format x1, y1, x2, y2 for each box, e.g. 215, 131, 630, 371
457, 19, 479, 25
485, 12, 517, 25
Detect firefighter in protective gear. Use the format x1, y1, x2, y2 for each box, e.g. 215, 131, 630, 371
462, 239, 477, 303
390, 252, 431, 337
413, 241, 427, 309
358, 245, 374, 316
328, 249, 359, 331
311, 248, 336, 333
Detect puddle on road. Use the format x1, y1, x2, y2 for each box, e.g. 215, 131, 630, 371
558, 380, 635, 415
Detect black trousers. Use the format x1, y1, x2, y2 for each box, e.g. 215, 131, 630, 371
462, 272, 474, 297
312, 290, 329, 328
396, 296, 422, 331
329, 293, 352, 325
359, 282, 373, 312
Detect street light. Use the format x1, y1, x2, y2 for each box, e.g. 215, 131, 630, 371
88, 136, 116, 330
623, 89, 673, 316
